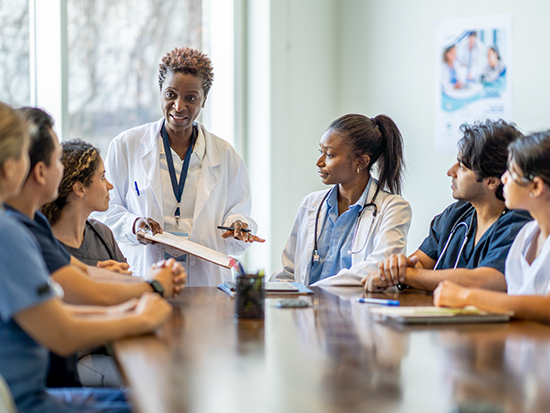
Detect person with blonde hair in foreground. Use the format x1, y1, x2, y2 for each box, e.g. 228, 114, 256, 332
435, 130, 550, 324
0, 101, 180, 412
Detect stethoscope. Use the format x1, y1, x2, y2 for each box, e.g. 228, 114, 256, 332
312, 182, 381, 264
433, 205, 508, 269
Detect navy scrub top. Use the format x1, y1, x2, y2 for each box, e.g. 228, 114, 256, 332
419, 201, 532, 273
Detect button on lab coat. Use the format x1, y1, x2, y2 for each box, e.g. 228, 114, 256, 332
95, 119, 256, 286
271, 182, 411, 286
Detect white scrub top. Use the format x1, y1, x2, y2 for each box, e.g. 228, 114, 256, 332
506, 220, 550, 295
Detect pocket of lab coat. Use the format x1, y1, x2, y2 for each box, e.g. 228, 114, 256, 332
126, 182, 148, 214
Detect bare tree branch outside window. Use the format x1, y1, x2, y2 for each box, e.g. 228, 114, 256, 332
0, 0, 30, 107
67, 0, 202, 154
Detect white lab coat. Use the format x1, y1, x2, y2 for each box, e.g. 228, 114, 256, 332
95, 119, 257, 286
271, 181, 411, 286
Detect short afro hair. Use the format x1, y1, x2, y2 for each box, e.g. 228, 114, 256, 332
158, 47, 214, 96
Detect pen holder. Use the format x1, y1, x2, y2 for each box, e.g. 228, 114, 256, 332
235, 273, 265, 319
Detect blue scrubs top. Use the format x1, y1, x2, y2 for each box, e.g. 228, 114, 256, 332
4, 205, 71, 274
419, 201, 532, 273
0, 208, 130, 413
309, 181, 371, 285
0, 208, 59, 413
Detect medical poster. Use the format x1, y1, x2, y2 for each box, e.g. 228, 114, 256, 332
435, 14, 512, 152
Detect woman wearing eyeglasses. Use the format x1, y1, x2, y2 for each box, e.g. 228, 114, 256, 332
272, 114, 411, 286
434, 130, 550, 323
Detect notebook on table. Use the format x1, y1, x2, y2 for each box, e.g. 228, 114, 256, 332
369, 306, 513, 325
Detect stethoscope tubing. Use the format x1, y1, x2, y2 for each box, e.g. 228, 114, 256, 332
433, 205, 479, 270
433, 221, 469, 270
312, 182, 380, 263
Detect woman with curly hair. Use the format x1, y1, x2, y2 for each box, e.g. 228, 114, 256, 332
0, 101, 174, 413
41, 140, 129, 273
95, 46, 263, 286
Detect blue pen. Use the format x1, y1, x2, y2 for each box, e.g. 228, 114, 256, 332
356, 297, 400, 306
236, 261, 246, 275
217, 283, 236, 298
134, 181, 140, 196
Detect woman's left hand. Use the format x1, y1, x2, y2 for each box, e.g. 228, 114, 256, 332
221, 220, 265, 243
97, 259, 133, 275
433, 280, 468, 308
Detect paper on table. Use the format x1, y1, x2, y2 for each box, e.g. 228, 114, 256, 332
369, 306, 514, 325
310, 273, 363, 287
139, 231, 238, 269
369, 306, 493, 317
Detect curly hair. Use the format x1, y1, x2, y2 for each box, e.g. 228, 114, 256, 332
158, 47, 214, 96
41, 140, 100, 226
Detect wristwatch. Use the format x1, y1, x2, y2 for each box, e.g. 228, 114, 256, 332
147, 280, 165, 297
396, 283, 410, 291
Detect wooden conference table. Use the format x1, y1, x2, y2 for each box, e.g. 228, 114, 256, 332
113, 287, 550, 413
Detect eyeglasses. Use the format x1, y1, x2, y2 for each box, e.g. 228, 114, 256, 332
505, 168, 534, 186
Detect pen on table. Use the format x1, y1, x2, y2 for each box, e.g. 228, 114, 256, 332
356, 297, 400, 306
134, 181, 140, 196
217, 225, 252, 233
217, 284, 235, 298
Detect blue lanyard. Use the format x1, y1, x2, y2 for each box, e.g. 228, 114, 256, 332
161, 120, 196, 229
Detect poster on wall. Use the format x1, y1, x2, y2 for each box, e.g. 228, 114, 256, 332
435, 14, 512, 153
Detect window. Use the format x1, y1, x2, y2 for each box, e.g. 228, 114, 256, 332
0, 0, 30, 107
66, 0, 203, 155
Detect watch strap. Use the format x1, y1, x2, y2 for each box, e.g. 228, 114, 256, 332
147, 280, 165, 297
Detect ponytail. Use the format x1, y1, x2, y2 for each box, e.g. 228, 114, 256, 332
328, 113, 405, 195
372, 114, 404, 195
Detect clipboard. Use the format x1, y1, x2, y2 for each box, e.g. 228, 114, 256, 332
369, 306, 513, 325
139, 231, 238, 269
222, 281, 313, 295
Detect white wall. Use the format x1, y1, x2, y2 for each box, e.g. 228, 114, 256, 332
337, 0, 550, 250
245, 0, 339, 275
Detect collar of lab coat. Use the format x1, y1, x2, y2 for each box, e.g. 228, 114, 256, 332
309, 179, 380, 227
139, 118, 224, 226
303, 179, 381, 283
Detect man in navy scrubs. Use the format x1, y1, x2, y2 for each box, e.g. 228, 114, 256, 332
364, 119, 532, 292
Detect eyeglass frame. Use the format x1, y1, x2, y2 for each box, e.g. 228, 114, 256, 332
504, 167, 534, 186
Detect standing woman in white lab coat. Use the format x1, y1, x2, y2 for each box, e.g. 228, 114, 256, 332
272, 114, 412, 286
97, 47, 264, 286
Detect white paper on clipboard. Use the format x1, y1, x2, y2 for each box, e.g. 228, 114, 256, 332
139, 231, 238, 269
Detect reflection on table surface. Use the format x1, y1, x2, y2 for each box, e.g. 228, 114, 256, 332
113, 287, 550, 413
